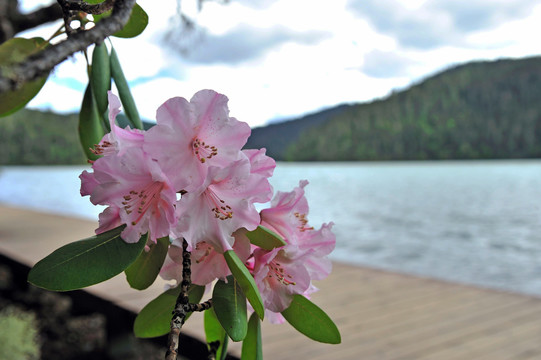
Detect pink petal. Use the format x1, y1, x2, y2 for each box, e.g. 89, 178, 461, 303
243, 148, 276, 178
175, 158, 271, 252
96, 206, 121, 234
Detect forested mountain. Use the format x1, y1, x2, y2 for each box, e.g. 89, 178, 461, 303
251, 56, 541, 161
2, 56, 541, 164
0, 109, 86, 165
0, 110, 151, 165
244, 104, 352, 159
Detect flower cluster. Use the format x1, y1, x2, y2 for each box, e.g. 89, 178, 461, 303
80, 90, 335, 318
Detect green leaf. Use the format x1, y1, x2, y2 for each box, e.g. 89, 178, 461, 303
224, 250, 265, 320
90, 42, 111, 116
212, 276, 248, 342
281, 294, 341, 344
110, 47, 143, 129
204, 308, 229, 360
245, 225, 286, 250
134, 284, 205, 338
79, 83, 105, 161
0, 37, 48, 117
0, 37, 46, 64
125, 236, 169, 290
28, 226, 146, 291
93, 3, 148, 38
241, 312, 263, 360
113, 4, 148, 38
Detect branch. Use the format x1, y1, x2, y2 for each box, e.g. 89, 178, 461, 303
0, 0, 135, 94
165, 239, 192, 360
62, 0, 115, 14
10, 3, 63, 36
165, 240, 213, 360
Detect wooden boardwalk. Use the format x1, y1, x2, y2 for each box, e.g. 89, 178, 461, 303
2, 205, 541, 359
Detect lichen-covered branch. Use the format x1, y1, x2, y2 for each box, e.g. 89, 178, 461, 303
165, 239, 192, 360
165, 240, 213, 360
0, 0, 135, 94
0, 0, 63, 43
62, 0, 115, 15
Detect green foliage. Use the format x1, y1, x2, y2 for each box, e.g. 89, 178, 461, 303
224, 250, 265, 320
125, 236, 170, 290
92, 3, 149, 38
0, 37, 48, 117
79, 83, 105, 161
134, 284, 205, 338
28, 226, 147, 291
90, 43, 111, 117
110, 47, 143, 129
244, 105, 350, 160
212, 276, 248, 342
113, 4, 149, 38
0, 108, 156, 165
204, 308, 229, 360
0, 307, 40, 360
281, 294, 341, 344
241, 312, 263, 360
0, 108, 87, 165
245, 225, 286, 250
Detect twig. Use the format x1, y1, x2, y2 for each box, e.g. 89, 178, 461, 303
165, 239, 213, 359
57, 0, 75, 36
60, 0, 115, 16
165, 239, 191, 360
0, 0, 135, 94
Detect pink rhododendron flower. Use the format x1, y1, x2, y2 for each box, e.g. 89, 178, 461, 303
296, 222, 335, 280
252, 246, 311, 312
144, 90, 251, 191
259, 180, 310, 246
77, 89, 337, 325
250, 181, 336, 312
174, 157, 272, 252
161, 230, 251, 286
80, 147, 177, 243
92, 92, 144, 157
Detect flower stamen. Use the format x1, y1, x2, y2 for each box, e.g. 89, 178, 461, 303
123, 182, 165, 225
92, 140, 114, 156
194, 242, 213, 264
204, 186, 233, 220
268, 260, 296, 285
294, 212, 314, 232
192, 137, 218, 164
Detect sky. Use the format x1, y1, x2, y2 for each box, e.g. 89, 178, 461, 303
20, 0, 541, 128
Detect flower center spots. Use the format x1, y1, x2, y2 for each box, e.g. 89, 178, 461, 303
294, 212, 314, 232
205, 187, 233, 220
122, 181, 164, 225
91, 140, 114, 156
194, 242, 213, 264
268, 261, 296, 286
192, 138, 218, 164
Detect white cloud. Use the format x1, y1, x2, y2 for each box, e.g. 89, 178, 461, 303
17, 0, 541, 128
27, 79, 84, 114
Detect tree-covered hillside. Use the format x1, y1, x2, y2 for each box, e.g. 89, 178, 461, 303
244, 104, 352, 160
2, 56, 541, 164
0, 109, 87, 165
0, 110, 155, 165
285, 56, 541, 161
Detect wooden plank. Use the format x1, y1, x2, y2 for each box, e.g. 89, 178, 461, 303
2, 204, 541, 360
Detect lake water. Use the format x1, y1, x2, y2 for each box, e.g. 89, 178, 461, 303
1, 160, 541, 297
